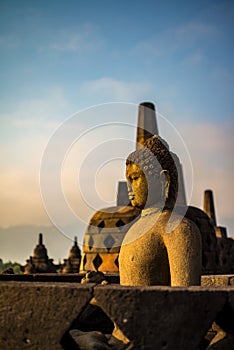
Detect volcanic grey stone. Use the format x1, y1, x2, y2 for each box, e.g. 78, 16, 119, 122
94, 285, 228, 350
0, 281, 94, 350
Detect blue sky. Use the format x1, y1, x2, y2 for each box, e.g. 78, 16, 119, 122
0, 0, 233, 263
1, 0, 233, 117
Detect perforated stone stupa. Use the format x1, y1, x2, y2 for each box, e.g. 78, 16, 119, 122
61, 237, 81, 273
80, 206, 140, 272
22, 233, 59, 274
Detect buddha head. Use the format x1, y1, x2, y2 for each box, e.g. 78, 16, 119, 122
126, 135, 178, 210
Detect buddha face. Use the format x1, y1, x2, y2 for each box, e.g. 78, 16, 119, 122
126, 163, 148, 209
126, 162, 169, 209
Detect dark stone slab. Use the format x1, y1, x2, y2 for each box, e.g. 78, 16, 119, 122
0, 273, 120, 284
0, 273, 85, 282
216, 288, 234, 334
1, 281, 233, 350
0, 282, 94, 350
94, 285, 229, 350
208, 288, 234, 349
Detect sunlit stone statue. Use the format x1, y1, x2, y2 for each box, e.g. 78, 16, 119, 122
119, 135, 202, 286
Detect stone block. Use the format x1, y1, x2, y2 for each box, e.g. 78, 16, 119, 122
201, 275, 234, 287
1, 281, 233, 350
0, 282, 94, 350
216, 288, 234, 334
94, 285, 228, 350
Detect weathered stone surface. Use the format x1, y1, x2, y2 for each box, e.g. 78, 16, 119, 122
208, 335, 234, 350
209, 275, 234, 286
94, 285, 228, 350
201, 275, 234, 287
207, 288, 234, 349
69, 329, 111, 350
216, 236, 234, 274
0, 273, 120, 284
184, 206, 219, 274
1, 281, 234, 350
216, 288, 234, 334
0, 282, 94, 350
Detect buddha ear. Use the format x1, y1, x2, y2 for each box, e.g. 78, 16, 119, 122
160, 170, 170, 199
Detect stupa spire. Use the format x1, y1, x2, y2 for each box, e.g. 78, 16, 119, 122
136, 102, 159, 150
39, 233, 43, 245
203, 190, 217, 226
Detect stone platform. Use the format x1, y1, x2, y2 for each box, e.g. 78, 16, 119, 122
0, 276, 234, 349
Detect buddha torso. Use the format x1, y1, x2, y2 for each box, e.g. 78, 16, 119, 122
119, 208, 202, 286
119, 208, 170, 286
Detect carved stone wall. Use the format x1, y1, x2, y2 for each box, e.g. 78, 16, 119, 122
0, 280, 234, 350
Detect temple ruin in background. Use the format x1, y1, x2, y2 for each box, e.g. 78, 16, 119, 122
21, 233, 59, 274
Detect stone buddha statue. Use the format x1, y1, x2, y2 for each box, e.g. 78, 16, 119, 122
119, 135, 202, 286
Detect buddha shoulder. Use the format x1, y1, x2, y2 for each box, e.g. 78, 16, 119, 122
159, 210, 201, 238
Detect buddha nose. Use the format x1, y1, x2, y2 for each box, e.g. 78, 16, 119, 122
127, 181, 132, 192
127, 182, 134, 199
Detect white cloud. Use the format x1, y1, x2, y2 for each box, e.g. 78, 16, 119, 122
134, 21, 217, 58
80, 77, 153, 102
13, 86, 69, 123
47, 23, 104, 53
175, 22, 217, 44
0, 86, 72, 144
